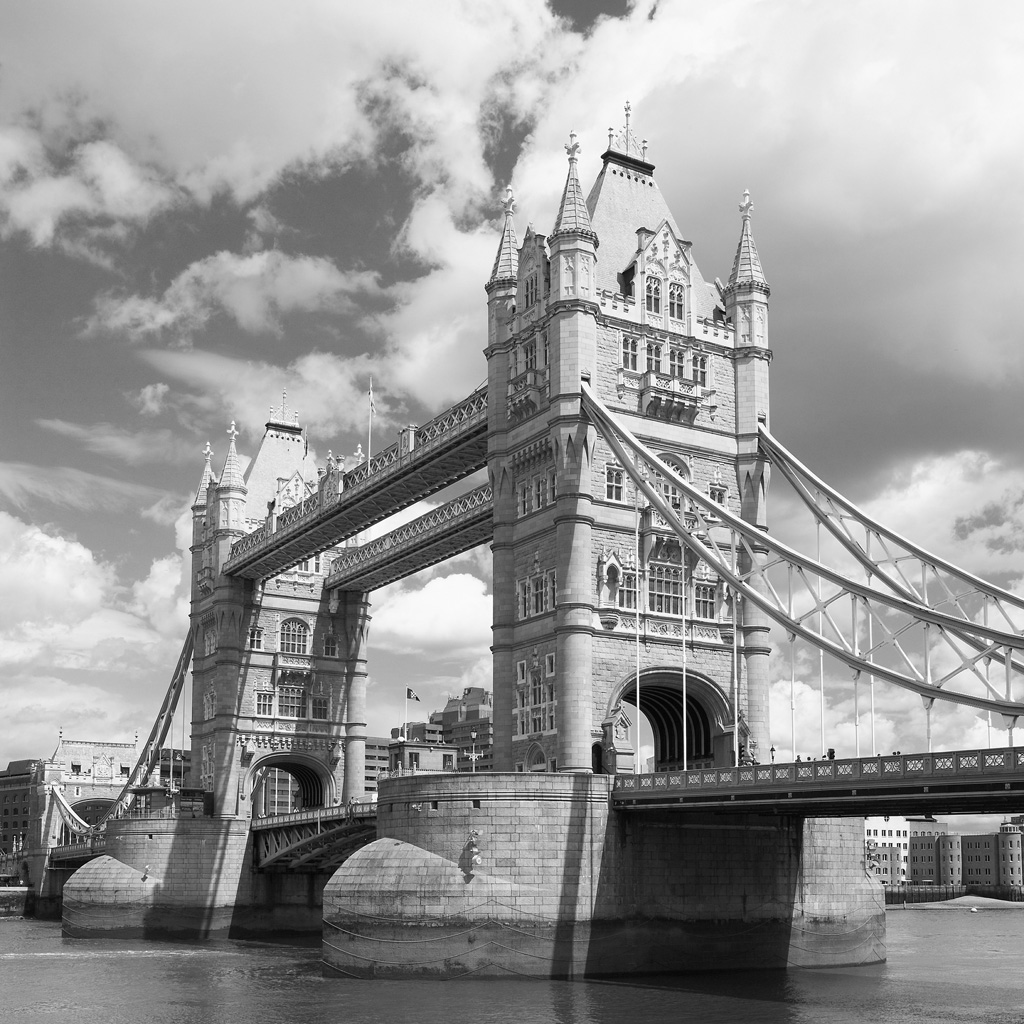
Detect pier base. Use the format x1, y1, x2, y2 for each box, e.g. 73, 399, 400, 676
61, 817, 327, 940
322, 774, 884, 977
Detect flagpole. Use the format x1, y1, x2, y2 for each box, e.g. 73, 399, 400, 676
368, 377, 374, 459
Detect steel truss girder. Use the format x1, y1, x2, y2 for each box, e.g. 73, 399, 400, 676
52, 629, 194, 837
223, 388, 489, 580
254, 816, 376, 871
580, 381, 1024, 721
759, 427, 1024, 632
325, 484, 493, 592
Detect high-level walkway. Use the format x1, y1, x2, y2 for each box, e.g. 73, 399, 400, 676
223, 388, 487, 579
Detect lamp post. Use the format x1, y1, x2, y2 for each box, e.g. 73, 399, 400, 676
470, 728, 478, 773
770, 745, 776, 764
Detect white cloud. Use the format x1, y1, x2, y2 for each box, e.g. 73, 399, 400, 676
0, 127, 178, 250
139, 346, 381, 442
35, 418, 196, 466
0, 513, 190, 762
372, 572, 492, 657
0, 462, 168, 513
89, 250, 382, 340
131, 382, 170, 416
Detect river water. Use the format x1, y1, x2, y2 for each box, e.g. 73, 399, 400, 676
1, 909, 1022, 1024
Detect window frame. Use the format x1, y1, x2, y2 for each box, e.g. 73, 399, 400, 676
279, 619, 310, 655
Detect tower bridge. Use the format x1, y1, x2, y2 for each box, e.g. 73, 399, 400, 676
37, 108, 1024, 975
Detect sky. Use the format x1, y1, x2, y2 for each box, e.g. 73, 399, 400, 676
2, 0, 1024, 829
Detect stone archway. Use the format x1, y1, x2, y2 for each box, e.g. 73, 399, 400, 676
615, 667, 733, 771
246, 751, 337, 815
526, 743, 548, 772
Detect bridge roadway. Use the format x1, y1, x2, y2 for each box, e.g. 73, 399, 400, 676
223, 387, 488, 579
612, 747, 1024, 817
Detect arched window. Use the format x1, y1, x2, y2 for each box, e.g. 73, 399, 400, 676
668, 283, 684, 320
280, 619, 309, 655
646, 277, 661, 314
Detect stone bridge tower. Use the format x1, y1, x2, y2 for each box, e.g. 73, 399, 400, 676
485, 111, 772, 774
189, 400, 370, 816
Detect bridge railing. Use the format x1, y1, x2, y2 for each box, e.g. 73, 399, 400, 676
327, 483, 492, 579
250, 801, 377, 830
613, 747, 1024, 801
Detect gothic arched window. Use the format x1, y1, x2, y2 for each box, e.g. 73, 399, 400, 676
668, 283, 684, 320
646, 277, 661, 314
280, 619, 309, 655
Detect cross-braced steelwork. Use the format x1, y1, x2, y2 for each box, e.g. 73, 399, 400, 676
613, 746, 1024, 816
50, 629, 194, 837
325, 484, 492, 592
223, 387, 488, 579
251, 804, 377, 871
759, 426, 1024, 660
581, 381, 1024, 730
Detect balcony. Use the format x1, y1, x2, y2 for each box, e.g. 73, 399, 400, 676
507, 367, 549, 423
617, 368, 716, 423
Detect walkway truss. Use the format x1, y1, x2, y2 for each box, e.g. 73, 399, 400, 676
50, 629, 195, 837
581, 382, 1024, 733
223, 387, 488, 579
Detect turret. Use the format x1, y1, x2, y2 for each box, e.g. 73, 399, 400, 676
724, 191, 773, 761
212, 422, 248, 572
190, 441, 217, 597
546, 132, 601, 774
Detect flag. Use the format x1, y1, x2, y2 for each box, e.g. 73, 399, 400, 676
368, 377, 376, 416
407, 687, 421, 702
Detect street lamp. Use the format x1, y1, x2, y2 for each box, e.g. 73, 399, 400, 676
470, 728, 478, 773
770, 745, 776, 764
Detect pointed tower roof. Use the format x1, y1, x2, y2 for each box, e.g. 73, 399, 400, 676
488, 187, 519, 285
551, 130, 596, 241
192, 441, 217, 507
728, 191, 768, 290
218, 421, 246, 491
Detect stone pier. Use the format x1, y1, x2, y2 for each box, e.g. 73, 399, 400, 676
322, 774, 884, 978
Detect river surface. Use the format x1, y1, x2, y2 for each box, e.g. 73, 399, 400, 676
1, 909, 1022, 1024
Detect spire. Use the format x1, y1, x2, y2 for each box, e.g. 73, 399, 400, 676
551, 130, 596, 240
606, 100, 648, 164
488, 187, 519, 285
728, 190, 768, 289
192, 441, 217, 506
219, 421, 246, 490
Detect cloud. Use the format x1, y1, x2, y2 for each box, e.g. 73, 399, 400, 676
36, 418, 197, 466
0, 462, 169, 513
89, 250, 383, 340
372, 572, 492, 657
131, 382, 170, 416
139, 346, 381, 441
0, 512, 191, 762
0, 127, 178, 252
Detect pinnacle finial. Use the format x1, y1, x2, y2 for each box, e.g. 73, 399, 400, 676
624, 99, 631, 134
202, 441, 213, 462
227, 421, 239, 443
740, 190, 753, 218
501, 186, 516, 217
565, 129, 580, 162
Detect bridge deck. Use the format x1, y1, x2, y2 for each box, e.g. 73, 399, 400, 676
612, 747, 1024, 817
223, 389, 487, 579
